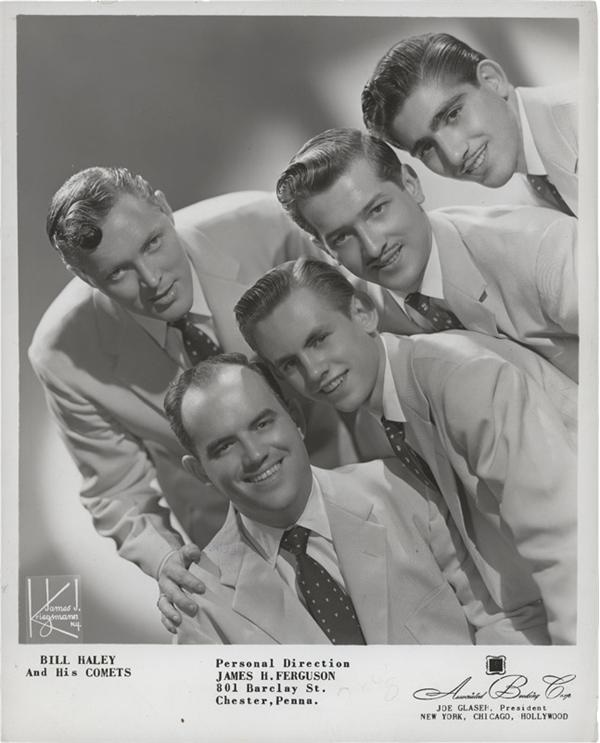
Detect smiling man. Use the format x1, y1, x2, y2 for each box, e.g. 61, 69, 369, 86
361, 32, 577, 215
276, 128, 578, 380
29, 167, 354, 635
163, 353, 548, 645
235, 258, 578, 644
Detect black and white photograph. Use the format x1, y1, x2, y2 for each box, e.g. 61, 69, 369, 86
1, 1, 597, 741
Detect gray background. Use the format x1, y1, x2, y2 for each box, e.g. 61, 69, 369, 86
17, 14, 578, 642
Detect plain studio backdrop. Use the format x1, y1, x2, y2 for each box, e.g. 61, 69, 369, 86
16, 14, 578, 642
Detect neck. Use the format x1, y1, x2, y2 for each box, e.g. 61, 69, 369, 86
508, 87, 527, 174
366, 335, 386, 416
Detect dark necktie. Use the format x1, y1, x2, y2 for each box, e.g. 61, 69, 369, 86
381, 416, 440, 492
404, 292, 465, 332
280, 525, 366, 645
169, 314, 222, 365
527, 174, 575, 217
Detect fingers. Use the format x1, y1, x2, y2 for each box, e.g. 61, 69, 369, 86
161, 551, 206, 595
157, 593, 182, 632
158, 574, 199, 617
180, 544, 202, 565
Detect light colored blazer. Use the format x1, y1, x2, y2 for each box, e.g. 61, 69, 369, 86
429, 205, 578, 380
519, 84, 578, 215
381, 331, 577, 645
29, 191, 353, 579
177, 461, 549, 645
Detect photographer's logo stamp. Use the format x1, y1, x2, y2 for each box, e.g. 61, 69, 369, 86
25, 575, 82, 643
485, 655, 506, 675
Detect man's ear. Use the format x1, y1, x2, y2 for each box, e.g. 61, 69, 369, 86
182, 454, 211, 484
400, 164, 425, 205
155, 190, 175, 224
349, 291, 379, 334
476, 59, 511, 99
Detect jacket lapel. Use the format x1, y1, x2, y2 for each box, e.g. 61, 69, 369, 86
430, 212, 498, 336
211, 509, 329, 644
93, 291, 181, 418
318, 471, 389, 644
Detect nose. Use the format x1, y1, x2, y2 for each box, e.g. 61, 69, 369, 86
137, 258, 160, 289
241, 435, 268, 470
357, 225, 385, 263
435, 129, 468, 171
301, 351, 328, 390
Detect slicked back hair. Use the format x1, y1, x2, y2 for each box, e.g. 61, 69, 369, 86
276, 127, 405, 239
362, 32, 487, 147
235, 258, 356, 352
164, 353, 287, 457
46, 166, 169, 270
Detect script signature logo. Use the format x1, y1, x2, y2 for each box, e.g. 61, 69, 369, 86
413, 674, 575, 701
26, 575, 82, 642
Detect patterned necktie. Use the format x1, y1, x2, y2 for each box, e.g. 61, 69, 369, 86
280, 525, 366, 645
404, 292, 465, 331
381, 416, 440, 492
527, 174, 575, 217
169, 314, 222, 365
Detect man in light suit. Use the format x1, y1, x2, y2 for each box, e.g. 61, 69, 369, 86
29, 167, 356, 634
164, 353, 548, 644
235, 259, 578, 644
276, 128, 578, 379
362, 32, 577, 215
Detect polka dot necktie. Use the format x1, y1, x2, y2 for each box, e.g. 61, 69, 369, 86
527, 174, 575, 217
280, 525, 366, 645
381, 416, 440, 493
169, 314, 222, 365
404, 292, 465, 332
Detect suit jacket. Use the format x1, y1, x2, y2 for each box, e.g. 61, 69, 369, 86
429, 205, 578, 380
29, 191, 354, 579
378, 331, 577, 645
177, 461, 549, 645
518, 85, 578, 215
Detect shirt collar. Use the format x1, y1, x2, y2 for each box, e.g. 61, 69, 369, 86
240, 475, 331, 569
388, 230, 444, 310
126, 257, 211, 345
367, 334, 406, 423
515, 89, 547, 176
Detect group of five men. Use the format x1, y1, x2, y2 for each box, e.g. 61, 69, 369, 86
30, 33, 578, 645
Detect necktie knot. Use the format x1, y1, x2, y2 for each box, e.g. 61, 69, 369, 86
280, 525, 310, 557
169, 313, 222, 364
404, 292, 464, 331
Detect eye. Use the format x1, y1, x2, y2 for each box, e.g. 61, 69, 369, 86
279, 358, 298, 375
331, 232, 352, 250
145, 234, 162, 252
213, 440, 234, 458
255, 416, 274, 431
370, 201, 387, 216
446, 106, 461, 123
311, 333, 328, 347
106, 267, 126, 283
417, 142, 434, 162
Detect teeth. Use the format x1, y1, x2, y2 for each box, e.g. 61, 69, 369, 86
466, 146, 486, 174
247, 462, 280, 483
321, 374, 345, 394
374, 245, 401, 269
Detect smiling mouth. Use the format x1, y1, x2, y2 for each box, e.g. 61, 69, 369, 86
462, 144, 487, 176
319, 371, 347, 395
369, 244, 403, 271
245, 461, 282, 484
151, 282, 175, 304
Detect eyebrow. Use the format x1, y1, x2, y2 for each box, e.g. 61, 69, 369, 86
409, 93, 465, 157
324, 193, 387, 243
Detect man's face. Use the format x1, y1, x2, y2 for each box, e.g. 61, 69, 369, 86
389, 65, 521, 188
182, 366, 312, 528
74, 193, 193, 321
251, 287, 380, 413
300, 157, 432, 295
